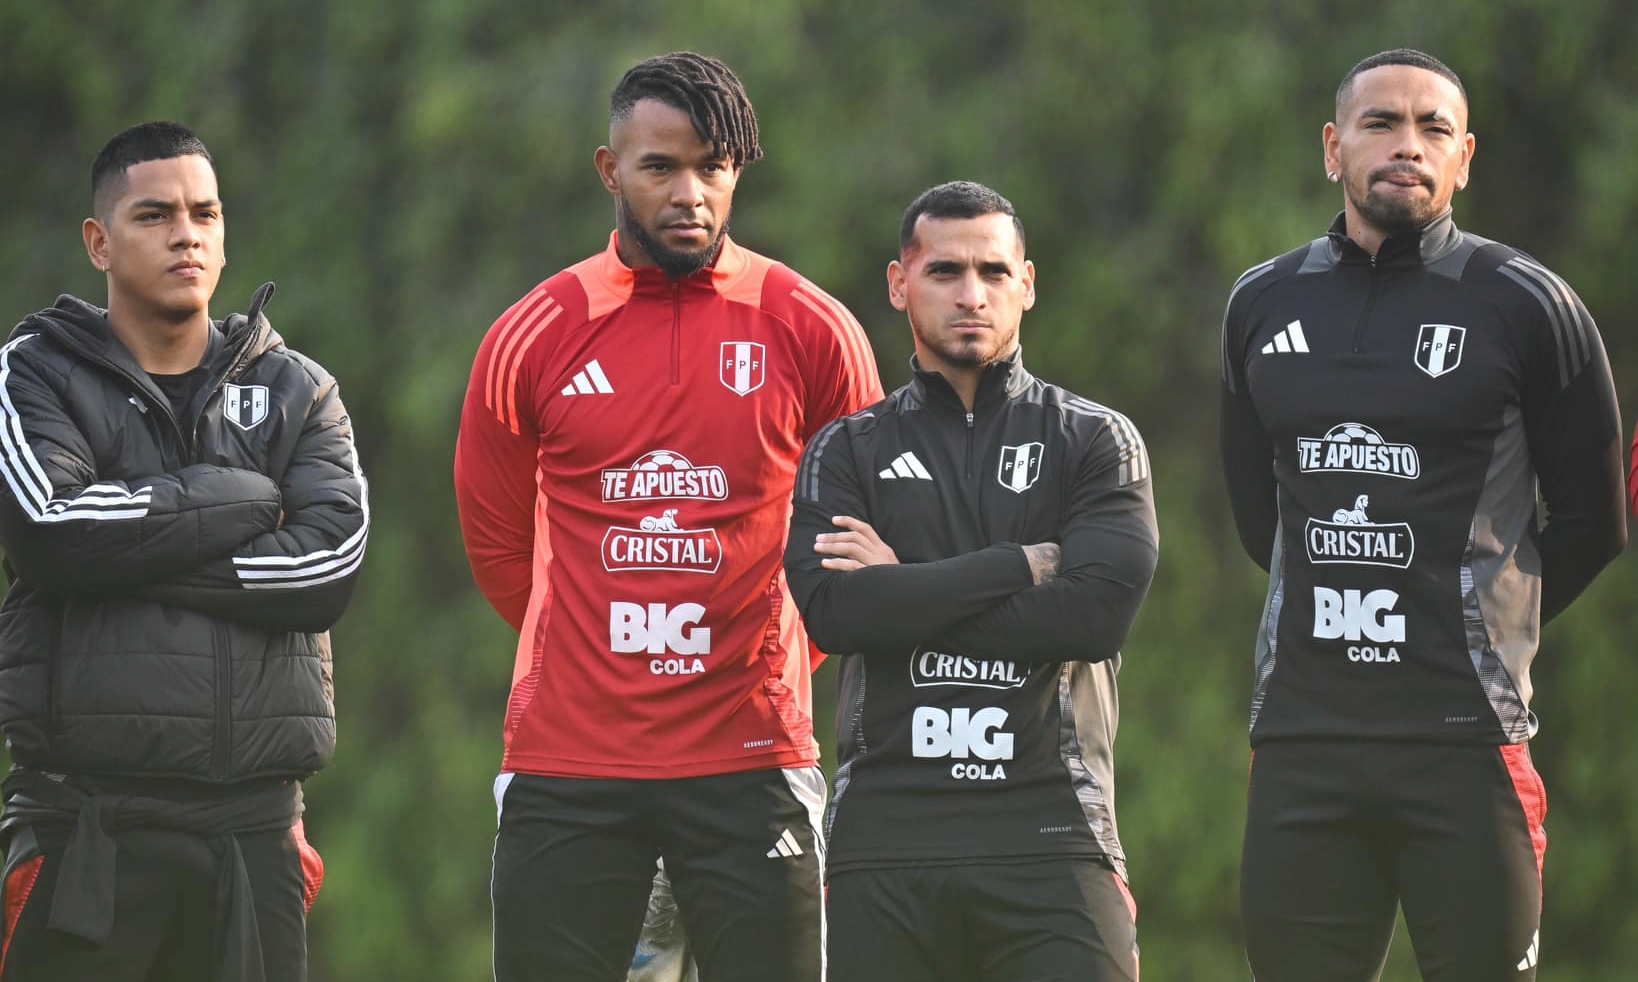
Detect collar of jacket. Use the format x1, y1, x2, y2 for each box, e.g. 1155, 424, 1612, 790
909, 346, 1034, 414
589, 230, 757, 299
1324, 209, 1465, 269
16, 283, 281, 384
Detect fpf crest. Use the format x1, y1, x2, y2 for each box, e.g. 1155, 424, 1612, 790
720, 342, 765, 396
998, 442, 1044, 493
224, 383, 270, 431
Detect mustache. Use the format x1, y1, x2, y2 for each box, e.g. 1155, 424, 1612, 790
1368, 163, 1434, 187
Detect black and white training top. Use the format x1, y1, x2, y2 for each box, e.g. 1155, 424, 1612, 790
1219, 210, 1625, 747
785, 351, 1159, 879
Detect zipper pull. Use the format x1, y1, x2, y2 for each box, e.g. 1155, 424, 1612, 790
128, 395, 148, 414
966, 412, 975, 429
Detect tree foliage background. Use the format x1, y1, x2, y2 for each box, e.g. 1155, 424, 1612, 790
2, 2, 1635, 979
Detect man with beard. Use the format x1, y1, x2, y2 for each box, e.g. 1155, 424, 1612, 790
785, 181, 1158, 982
455, 52, 881, 982
1219, 49, 1625, 981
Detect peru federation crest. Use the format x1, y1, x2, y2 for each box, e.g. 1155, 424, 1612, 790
1414, 324, 1466, 378
224, 383, 270, 431
720, 341, 765, 396
998, 442, 1044, 493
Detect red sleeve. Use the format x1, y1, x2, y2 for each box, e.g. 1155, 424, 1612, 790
455, 286, 553, 632
784, 277, 883, 439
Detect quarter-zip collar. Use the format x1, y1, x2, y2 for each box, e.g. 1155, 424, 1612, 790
1324, 209, 1465, 269
594, 230, 754, 300
908, 346, 1034, 415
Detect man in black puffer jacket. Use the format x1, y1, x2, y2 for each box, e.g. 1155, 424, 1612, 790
0, 122, 367, 981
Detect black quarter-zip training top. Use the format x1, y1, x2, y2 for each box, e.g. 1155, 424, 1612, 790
785, 350, 1159, 878
1219, 211, 1625, 747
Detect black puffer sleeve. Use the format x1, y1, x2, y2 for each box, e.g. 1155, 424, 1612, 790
136, 363, 368, 632
0, 334, 281, 594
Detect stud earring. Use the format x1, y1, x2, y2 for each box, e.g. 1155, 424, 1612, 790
1327, 172, 1339, 183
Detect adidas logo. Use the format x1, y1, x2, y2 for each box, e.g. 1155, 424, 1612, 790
1261, 320, 1310, 354
1517, 930, 1538, 971
561, 359, 614, 395
878, 452, 933, 481
765, 828, 803, 859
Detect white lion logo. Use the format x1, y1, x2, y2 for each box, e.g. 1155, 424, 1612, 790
639, 509, 681, 532
1331, 494, 1371, 525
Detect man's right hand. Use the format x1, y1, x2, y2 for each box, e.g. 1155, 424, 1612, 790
813, 515, 899, 571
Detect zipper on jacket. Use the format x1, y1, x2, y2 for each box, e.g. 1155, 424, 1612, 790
189, 330, 263, 458
211, 621, 233, 779
670, 284, 682, 386
963, 412, 975, 478
91, 359, 190, 463
1350, 255, 1381, 353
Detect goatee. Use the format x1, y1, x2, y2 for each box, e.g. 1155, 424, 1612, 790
620, 200, 726, 279
1349, 165, 1440, 238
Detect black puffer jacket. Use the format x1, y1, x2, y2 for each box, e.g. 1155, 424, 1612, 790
0, 284, 367, 783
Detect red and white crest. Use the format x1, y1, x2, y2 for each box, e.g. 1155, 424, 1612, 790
720, 342, 765, 396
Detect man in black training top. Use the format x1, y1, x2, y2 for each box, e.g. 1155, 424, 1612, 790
785, 181, 1159, 982
0, 122, 368, 981
1219, 49, 1625, 982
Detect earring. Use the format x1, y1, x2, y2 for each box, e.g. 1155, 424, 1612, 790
1327, 172, 1339, 183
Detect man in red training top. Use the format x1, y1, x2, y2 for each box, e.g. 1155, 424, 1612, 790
455, 51, 881, 982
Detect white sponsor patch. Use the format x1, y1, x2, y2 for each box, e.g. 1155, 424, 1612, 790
610, 601, 712, 676
610, 601, 711, 655
1304, 494, 1415, 569
601, 509, 722, 574
910, 650, 1029, 690
1297, 422, 1420, 479
1313, 586, 1405, 665
602, 450, 729, 502
912, 706, 1013, 781
1312, 587, 1405, 643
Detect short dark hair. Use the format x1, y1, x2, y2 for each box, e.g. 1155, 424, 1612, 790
1336, 48, 1467, 117
899, 181, 1026, 258
91, 121, 214, 218
610, 52, 762, 168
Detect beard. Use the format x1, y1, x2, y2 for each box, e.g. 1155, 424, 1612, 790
619, 197, 728, 279
910, 314, 1016, 371
1347, 163, 1444, 236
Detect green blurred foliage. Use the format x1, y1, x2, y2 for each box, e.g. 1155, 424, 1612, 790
2, 2, 1635, 979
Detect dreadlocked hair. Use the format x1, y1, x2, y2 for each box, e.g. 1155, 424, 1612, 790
610, 52, 763, 167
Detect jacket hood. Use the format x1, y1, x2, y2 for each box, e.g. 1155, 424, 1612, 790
11, 281, 285, 380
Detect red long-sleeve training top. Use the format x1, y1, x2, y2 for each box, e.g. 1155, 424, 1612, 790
456, 233, 881, 778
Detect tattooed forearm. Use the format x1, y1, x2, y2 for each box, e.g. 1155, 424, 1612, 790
1022, 542, 1062, 585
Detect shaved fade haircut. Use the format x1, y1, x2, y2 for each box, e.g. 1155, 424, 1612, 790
1336, 48, 1467, 118
611, 52, 762, 168
899, 181, 1026, 259
91, 121, 214, 220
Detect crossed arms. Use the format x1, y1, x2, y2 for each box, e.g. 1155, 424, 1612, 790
0, 342, 367, 632
783, 419, 1159, 664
